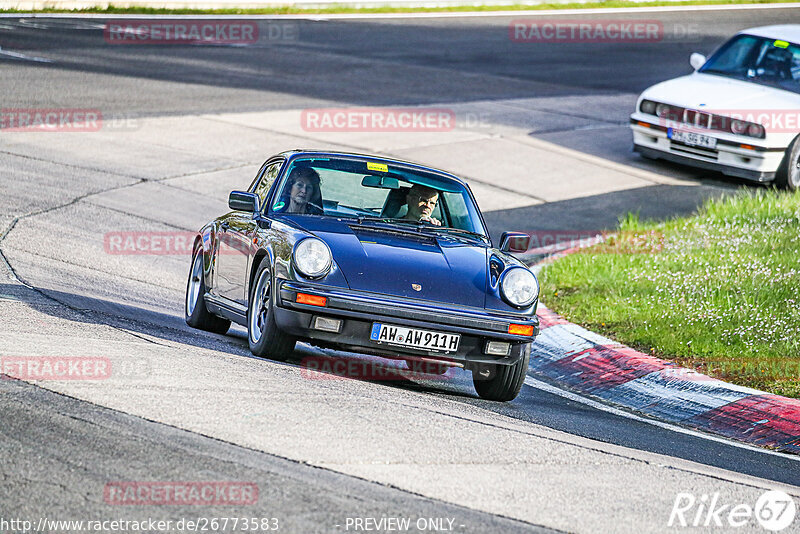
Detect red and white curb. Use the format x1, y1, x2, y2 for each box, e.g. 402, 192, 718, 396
527, 240, 800, 455
530, 304, 800, 455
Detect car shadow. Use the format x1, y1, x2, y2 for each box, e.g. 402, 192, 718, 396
0, 282, 253, 354
2, 282, 478, 398
285, 347, 474, 398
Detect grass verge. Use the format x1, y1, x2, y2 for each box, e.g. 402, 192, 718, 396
1, 0, 798, 15
539, 189, 800, 398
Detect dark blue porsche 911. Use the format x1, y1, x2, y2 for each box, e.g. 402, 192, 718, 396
185, 150, 539, 401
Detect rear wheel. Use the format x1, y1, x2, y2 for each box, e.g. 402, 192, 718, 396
775, 136, 800, 191
185, 246, 230, 335
472, 343, 530, 402
248, 258, 296, 360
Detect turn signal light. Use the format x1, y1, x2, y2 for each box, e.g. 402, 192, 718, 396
297, 293, 327, 307
637, 121, 650, 128
508, 324, 534, 336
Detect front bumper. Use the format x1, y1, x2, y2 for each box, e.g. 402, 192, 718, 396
274, 281, 539, 367
630, 117, 787, 182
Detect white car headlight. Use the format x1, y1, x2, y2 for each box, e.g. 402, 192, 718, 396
293, 238, 332, 278
500, 267, 539, 308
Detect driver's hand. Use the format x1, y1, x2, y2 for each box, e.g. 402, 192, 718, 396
420, 215, 441, 226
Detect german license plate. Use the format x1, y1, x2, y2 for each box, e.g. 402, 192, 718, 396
668, 128, 717, 149
370, 323, 460, 353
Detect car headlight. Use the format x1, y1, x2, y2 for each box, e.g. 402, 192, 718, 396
293, 238, 332, 278
655, 102, 671, 118
730, 119, 765, 139
747, 123, 765, 139
500, 267, 539, 308
731, 119, 747, 135
639, 99, 657, 115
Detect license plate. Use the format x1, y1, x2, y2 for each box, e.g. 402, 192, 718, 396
370, 323, 460, 353
668, 128, 717, 149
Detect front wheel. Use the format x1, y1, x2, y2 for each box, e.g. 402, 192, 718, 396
247, 258, 296, 360
185, 246, 230, 335
775, 136, 800, 191
472, 343, 530, 402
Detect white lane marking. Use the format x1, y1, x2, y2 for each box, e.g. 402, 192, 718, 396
0, 46, 53, 63
16, 18, 105, 30
1, 3, 799, 19
523, 375, 800, 462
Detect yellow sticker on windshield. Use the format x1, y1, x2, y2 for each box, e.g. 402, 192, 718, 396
367, 162, 388, 173
774, 40, 790, 49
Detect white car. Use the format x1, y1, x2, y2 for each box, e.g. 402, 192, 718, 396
631, 25, 800, 190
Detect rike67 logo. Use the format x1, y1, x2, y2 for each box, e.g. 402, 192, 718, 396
669, 490, 796, 531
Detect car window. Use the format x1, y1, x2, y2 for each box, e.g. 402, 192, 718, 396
320, 168, 391, 215
701, 34, 800, 94
252, 161, 282, 206
441, 191, 471, 230
269, 157, 487, 236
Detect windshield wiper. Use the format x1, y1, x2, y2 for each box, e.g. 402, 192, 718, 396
354, 216, 487, 241
426, 226, 489, 243
356, 215, 396, 224
355, 216, 433, 229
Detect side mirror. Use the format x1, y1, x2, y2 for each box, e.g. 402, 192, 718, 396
228, 191, 259, 213
499, 232, 531, 254
690, 53, 706, 71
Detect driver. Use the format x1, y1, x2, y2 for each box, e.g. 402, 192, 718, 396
404, 184, 442, 226
274, 167, 323, 215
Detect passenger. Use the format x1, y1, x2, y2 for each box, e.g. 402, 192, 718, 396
404, 184, 442, 226
275, 167, 323, 215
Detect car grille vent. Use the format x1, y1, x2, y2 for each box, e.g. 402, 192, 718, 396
669, 140, 719, 160
657, 104, 760, 138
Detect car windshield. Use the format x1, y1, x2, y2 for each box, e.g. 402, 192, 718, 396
268, 156, 488, 237
699, 34, 800, 94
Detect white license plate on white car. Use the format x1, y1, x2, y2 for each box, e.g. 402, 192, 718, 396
668, 128, 717, 149
370, 323, 460, 353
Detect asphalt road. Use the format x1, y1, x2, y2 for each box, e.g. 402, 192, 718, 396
0, 10, 788, 113
1, 7, 799, 533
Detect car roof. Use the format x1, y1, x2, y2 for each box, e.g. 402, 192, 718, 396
278, 149, 468, 186
738, 25, 800, 44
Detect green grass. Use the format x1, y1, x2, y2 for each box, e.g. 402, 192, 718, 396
540, 189, 800, 398
2, 0, 797, 15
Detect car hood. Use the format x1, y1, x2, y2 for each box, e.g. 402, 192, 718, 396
295, 218, 489, 308
642, 73, 800, 110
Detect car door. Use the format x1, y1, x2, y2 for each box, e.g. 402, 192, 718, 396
216, 214, 254, 306
216, 159, 283, 307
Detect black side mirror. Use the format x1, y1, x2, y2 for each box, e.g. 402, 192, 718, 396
228, 191, 259, 213
499, 231, 531, 254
